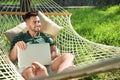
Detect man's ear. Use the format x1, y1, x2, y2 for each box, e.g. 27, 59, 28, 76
25, 19, 31, 29
25, 21, 29, 28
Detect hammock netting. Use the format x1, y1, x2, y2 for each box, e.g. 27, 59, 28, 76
0, 0, 120, 80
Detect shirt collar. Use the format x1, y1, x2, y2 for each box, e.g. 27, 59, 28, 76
26, 31, 41, 38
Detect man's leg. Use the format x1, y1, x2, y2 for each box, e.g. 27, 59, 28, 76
51, 53, 75, 73
32, 62, 48, 77
22, 62, 48, 79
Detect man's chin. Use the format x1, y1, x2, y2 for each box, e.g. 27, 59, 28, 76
35, 30, 40, 33
35, 28, 40, 32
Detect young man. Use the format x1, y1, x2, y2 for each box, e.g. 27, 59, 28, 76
9, 11, 75, 79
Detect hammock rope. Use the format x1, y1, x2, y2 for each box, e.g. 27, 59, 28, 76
32, 56, 120, 80
0, 0, 120, 79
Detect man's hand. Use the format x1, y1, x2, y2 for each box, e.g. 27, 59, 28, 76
9, 41, 26, 62
15, 41, 26, 50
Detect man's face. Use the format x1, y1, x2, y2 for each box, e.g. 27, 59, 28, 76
27, 16, 41, 32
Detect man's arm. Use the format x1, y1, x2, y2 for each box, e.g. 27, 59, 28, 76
9, 44, 18, 62
50, 45, 60, 60
9, 41, 26, 62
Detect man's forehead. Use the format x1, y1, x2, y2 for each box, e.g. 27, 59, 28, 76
29, 16, 40, 21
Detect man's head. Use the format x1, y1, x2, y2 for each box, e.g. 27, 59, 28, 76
24, 11, 42, 32
24, 11, 38, 21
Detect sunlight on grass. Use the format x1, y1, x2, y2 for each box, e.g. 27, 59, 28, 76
67, 5, 120, 46
100, 5, 120, 14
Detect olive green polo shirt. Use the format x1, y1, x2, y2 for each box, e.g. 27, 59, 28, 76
10, 31, 55, 50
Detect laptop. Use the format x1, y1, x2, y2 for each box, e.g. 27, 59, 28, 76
17, 43, 51, 68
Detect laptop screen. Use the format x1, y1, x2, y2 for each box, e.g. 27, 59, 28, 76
17, 43, 51, 68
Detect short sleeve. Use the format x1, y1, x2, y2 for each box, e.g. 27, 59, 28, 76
47, 36, 55, 46
41, 33, 55, 46
10, 33, 23, 50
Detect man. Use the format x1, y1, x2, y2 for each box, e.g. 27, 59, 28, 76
9, 11, 75, 79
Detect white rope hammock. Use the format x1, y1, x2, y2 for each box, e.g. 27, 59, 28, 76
0, 0, 120, 79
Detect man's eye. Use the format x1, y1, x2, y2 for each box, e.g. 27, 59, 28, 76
34, 21, 37, 24
36, 21, 40, 23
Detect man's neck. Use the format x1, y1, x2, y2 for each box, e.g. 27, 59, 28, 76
28, 31, 38, 38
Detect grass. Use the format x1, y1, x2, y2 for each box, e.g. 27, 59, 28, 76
67, 5, 120, 80
0, 0, 19, 5
67, 5, 120, 47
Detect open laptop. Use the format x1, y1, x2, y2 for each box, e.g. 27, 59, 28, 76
17, 43, 51, 68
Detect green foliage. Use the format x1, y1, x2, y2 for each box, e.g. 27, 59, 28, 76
0, 0, 19, 4
67, 5, 120, 47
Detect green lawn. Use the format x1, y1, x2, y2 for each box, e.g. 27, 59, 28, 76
67, 5, 120, 47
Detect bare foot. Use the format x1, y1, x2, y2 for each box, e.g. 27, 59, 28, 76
22, 67, 35, 79
32, 62, 49, 77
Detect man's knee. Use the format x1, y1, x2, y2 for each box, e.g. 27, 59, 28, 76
62, 53, 74, 60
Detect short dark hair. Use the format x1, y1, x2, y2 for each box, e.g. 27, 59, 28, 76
23, 11, 38, 21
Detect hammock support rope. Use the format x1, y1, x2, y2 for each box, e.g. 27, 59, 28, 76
0, 12, 72, 16
32, 56, 120, 80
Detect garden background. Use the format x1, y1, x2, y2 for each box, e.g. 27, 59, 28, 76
54, 0, 120, 47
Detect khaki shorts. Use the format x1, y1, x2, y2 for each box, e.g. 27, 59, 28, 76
45, 65, 56, 75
